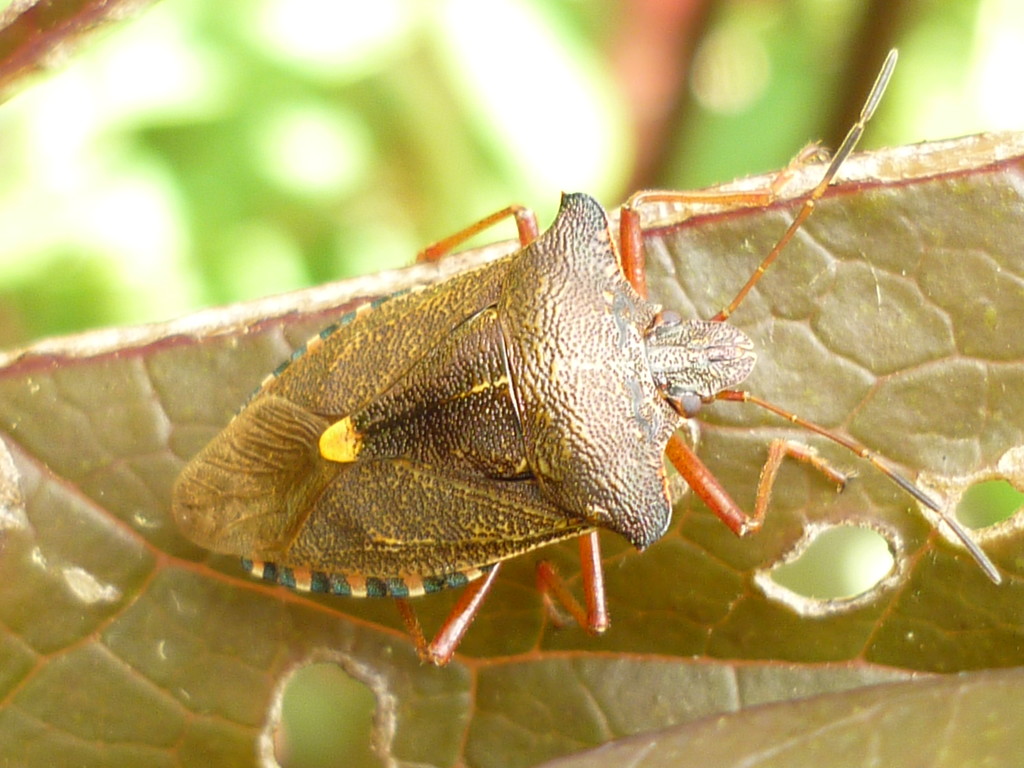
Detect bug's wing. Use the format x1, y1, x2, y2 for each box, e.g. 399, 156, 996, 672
280, 459, 592, 579
173, 256, 520, 556
270, 256, 516, 417
172, 391, 588, 578
172, 395, 338, 555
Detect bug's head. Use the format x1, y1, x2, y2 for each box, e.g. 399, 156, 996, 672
644, 313, 756, 417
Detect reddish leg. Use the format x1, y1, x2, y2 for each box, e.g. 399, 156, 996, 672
620, 188, 779, 299
620, 50, 897, 311
418, 205, 540, 262
536, 531, 609, 634
618, 143, 833, 296
753, 439, 848, 526
397, 534, 610, 665
619, 138, 832, 296
664, 433, 843, 538
396, 565, 503, 666
664, 434, 750, 536
714, 390, 999, 581
745, 438, 847, 536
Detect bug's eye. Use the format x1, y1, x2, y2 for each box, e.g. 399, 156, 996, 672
666, 386, 702, 418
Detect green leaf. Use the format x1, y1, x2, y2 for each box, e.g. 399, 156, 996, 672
1, 135, 1022, 767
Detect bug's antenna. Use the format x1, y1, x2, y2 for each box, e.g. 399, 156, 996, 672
713, 49, 899, 323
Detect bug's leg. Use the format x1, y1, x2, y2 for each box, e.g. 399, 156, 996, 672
535, 562, 585, 629
665, 430, 848, 535
618, 139, 834, 296
619, 187, 778, 299
395, 564, 503, 666
618, 145, 832, 298
714, 389, 1002, 583
621, 50, 897, 314
750, 439, 848, 528
535, 531, 609, 634
665, 433, 755, 536
579, 531, 609, 632
418, 205, 540, 262
619, 136, 840, 296
394, 599, 429, 656
666, 411, 1000, 586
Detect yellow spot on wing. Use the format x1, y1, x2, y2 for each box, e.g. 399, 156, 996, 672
319, 416, 363, 463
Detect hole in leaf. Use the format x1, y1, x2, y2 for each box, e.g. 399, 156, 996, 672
956, 479, 1024, 529
276, 663, 383, 768
770, 525, 894, 600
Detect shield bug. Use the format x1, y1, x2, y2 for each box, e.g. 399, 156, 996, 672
171, 50, 999, 666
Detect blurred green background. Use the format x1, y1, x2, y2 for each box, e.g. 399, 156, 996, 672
1, 1, 1022, 766
1, 0, 1023, 349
